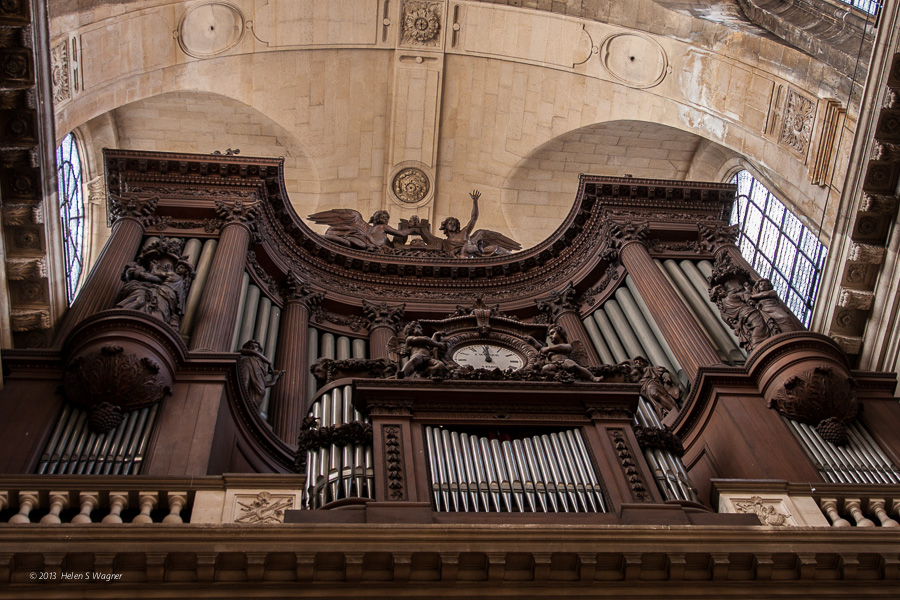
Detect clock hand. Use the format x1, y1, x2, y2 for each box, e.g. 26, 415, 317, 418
482, 345, 493, 362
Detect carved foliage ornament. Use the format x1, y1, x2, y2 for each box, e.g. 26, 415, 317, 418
697, 222, 739, 254
609, 429, 651, 502
283, 270, 323, 307
108, 193, 158, 223
50, 40, 70, 103
64, 345, 172, 433
402, 1, 441, 46
363, 300, 405, 329
780, 88, 815, 154
384, 425, 406, 500
294, 419, 373, 472
392, 167, 430, 204
768, 365, 859, 445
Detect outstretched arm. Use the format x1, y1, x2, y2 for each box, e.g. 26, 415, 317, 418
464, 190, 481, 237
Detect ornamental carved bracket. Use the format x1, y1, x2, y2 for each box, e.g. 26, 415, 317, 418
63, 345, 172, 433
767, 365, 859, 446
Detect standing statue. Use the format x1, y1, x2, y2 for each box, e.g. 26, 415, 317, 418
623, 356, 681, 419
388, 321, 450, 379
527, 324, 602, 382
307, 208, 414, 252
238, 340, 284, 407
418, 191, 521, 257
116, 237, 195, 329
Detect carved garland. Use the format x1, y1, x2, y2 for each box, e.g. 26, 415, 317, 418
609, 428, 652, 502
384, 425, 407, 501
293, 421, 373, 472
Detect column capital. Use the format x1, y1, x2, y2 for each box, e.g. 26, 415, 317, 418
605, 220, 649, 255
108, 193, 158, 225
697, 222, 740, 255
363, 300, 405, 331
535, 281, 579, 320
283, 271, 324, 308
214, 199, 260, 239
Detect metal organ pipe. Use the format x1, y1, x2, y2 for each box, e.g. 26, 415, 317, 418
229, 273, 251, 351
624, 276, 681, 374
425, 426, 606, 512
235, 284, 261, 349
591, 310, 629, 363
183, 239, 219, 340
602, 300, 646, 360
582, 315, 616, 365
615, 287, 677, 374
677, 260, 742, 351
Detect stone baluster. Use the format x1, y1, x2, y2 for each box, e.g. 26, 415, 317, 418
8, 492, 38, 524
844, 498, 875, 527
608, 221, 720, 379
869, 499, 899, 527
190, 200, 259, 352
819, 498, 851, 527
363, 300, 405, 360
133, 492, 159, 524
270, 271, 324, 442
102, 493, 128, 524
39, 492, 68, 524
53, 195, 158, 345
163, 492, 188, 523
535, 282, 601, 366
71, 492, 99, 524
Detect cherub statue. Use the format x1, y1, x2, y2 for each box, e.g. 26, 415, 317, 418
238, 340, 284, 407
528, 324, 602, 382
623, 356, 681, 419
417, 191, 522, 257
388, 321, 450, 379
308, 208, 414, 252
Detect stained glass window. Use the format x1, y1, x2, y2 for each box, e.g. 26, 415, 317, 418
730, 170, 827, 327
835, 0, 880, 16
56, 132, 85, 304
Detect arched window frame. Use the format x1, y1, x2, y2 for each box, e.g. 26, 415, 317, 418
728, 169, 828, 327
55, 132, 86, 304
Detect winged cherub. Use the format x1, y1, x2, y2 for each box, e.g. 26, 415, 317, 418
528, 324, 602, 382
307, 208, 414, 252
418, 191, 522, 257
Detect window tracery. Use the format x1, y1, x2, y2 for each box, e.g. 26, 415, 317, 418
56, 132, 85, 304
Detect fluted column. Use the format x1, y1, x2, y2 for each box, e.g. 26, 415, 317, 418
610, 221, 720, 379
270, 271, 323, 443
536, 282, 601, 366
363, 300, 405, 360
190, 200, 258, 352
54, 194, 157, 345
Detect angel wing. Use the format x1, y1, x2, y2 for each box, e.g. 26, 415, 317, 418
386, 336, 409, 363
308, 208, 367, 230
570, 340, 591, 367
470, 229, 522, 254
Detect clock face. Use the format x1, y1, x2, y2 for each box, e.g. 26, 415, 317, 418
452, 343, 525, 371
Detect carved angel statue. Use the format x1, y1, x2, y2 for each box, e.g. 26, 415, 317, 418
387, 321, 450, 379
308, 208, 414, 251
624, 356, 681, 419
417, 191, 522, 257
527, 324, 602, 382
238, 340, 284, 407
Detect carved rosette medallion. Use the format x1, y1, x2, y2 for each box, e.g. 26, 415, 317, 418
401, 1, 441, 46
392, 167, 430, 204
780, 89, 815, 155
50, 40, 70, 104
64, 345, 173, 433
767, 365, 858, 445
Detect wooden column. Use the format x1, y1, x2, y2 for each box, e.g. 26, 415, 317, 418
363, 300, 405, 360
190, 201, 258, 352
612, 222, 720, 379
269, 272, 323, 444
536, 282, 602, 366
53, 195, 156, 345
